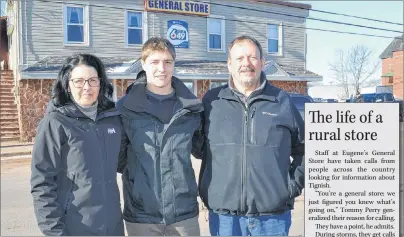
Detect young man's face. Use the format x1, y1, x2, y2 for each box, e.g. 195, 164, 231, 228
142, 50, 175, 93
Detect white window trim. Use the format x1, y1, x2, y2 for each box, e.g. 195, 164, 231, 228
63, 4, 90, 46
267, 22, 283, 56
125, 10, 148, 47
193, 81, 198, 96
209, 80, 227, 89
207, 15, 225, 53
112, 83, 118, 102
182, 80, 197, 96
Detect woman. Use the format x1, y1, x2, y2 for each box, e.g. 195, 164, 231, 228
30, 54, 125, 236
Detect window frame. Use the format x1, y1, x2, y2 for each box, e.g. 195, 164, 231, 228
207, 15, 225, 53
63, 4, 89, 46
183, 81, 197, 95
125, 10, 147, 47
267, 22, 283, 56
209, 80, 227, 89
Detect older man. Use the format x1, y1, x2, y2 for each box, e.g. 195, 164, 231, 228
194, 35, 305, 236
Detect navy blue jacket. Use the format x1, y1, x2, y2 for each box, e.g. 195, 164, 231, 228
117, 74, 203, 225
194, 76, 305, 216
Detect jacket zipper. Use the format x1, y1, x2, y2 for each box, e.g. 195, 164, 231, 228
63, 173, 76, 217
95, 123, 108, 233
250, 107, 256, 144
159, 109, 189, 223
241, 105, 248, 214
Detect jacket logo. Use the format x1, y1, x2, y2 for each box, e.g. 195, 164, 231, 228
108, 128, 116, 134
262, 112, 277, 116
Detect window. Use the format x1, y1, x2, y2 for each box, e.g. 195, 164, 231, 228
64, 5, 88, 45
184, 82, 194, 93
210, 81, 227, 89
207, 17, 225, 51
126, 11, 143, 45
267, 24, 282, 55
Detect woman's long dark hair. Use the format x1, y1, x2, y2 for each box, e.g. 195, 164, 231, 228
51, 53, 115, 111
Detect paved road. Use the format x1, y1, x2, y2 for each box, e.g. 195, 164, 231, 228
0, 159, 304, 236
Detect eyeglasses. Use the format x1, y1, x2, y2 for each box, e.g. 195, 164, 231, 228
69, 77, 101, 88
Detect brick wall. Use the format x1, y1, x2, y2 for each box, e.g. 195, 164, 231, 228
113, 79, 136, 99
270, 81, 308, 95
381, 57, 394, 86
196, 80, 211, 98
18, 79, 134, 142
392, 51, 403, 99
18, 79, 53, 142
381, 51, 403, 99
17, 79, 308, 141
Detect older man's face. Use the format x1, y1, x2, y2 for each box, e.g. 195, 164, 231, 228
228, 41, 264, 88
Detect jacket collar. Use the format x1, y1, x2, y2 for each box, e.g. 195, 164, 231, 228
218, 72, 277, 103
123, 71, 203, 113
47, 101, 120, 120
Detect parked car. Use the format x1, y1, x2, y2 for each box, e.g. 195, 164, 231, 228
288, 93, 315, 120
312, 97, 323, 102
325, 99, 338, 103
354, 93, 395, 103
394, 99, 403, 122
355, 93, 402, 122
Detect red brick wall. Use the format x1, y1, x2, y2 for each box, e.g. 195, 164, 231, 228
382, 51, 403, 99
18, 79, 134, 142
392, 51, 403, 99
270, 81, 308, 95
17, 79, 308, 141
196, 80, 211, 98
381, 57, 394, 86
114, 79, 135, 99
18, 79, 53, 142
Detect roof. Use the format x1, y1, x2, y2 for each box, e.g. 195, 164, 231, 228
382, 72, 394, 77
23, 56, 140, 73
277, 63, 319, 77
253, 0, 311, 10
21, 57, 322, 81
380, 34, 404, 59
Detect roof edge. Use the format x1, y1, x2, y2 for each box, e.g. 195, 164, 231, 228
252, 0, 311, 10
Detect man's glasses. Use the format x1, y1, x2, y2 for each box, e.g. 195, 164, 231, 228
69, 77, 101, 88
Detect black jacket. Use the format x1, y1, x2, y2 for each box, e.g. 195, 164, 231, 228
117, 74, 203, 225
30, 102, 125, 236
195, 76, 305, 216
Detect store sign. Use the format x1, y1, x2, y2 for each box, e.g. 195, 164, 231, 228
167, 20, 189, 48
145, 0, 210, 16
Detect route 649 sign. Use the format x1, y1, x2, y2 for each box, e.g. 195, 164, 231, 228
167, 20, 189, 48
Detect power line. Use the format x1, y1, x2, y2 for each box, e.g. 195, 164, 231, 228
33, 0, 399, 39
34, 0, 402, 34
255, 0, 403, 26
4, 0, 399, 45
190, 0, 403, 34
212, 17, 397, 39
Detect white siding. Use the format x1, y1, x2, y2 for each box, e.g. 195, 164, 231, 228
20, 0, 308, 68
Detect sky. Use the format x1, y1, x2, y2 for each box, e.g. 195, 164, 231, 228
0, 0, 5, 16
301, 1, 403, 85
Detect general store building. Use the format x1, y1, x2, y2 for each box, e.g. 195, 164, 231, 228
2, 0, 322, 141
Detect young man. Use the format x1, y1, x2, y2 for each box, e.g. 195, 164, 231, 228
117, 37, 202, 236
194, 35, 305, 236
